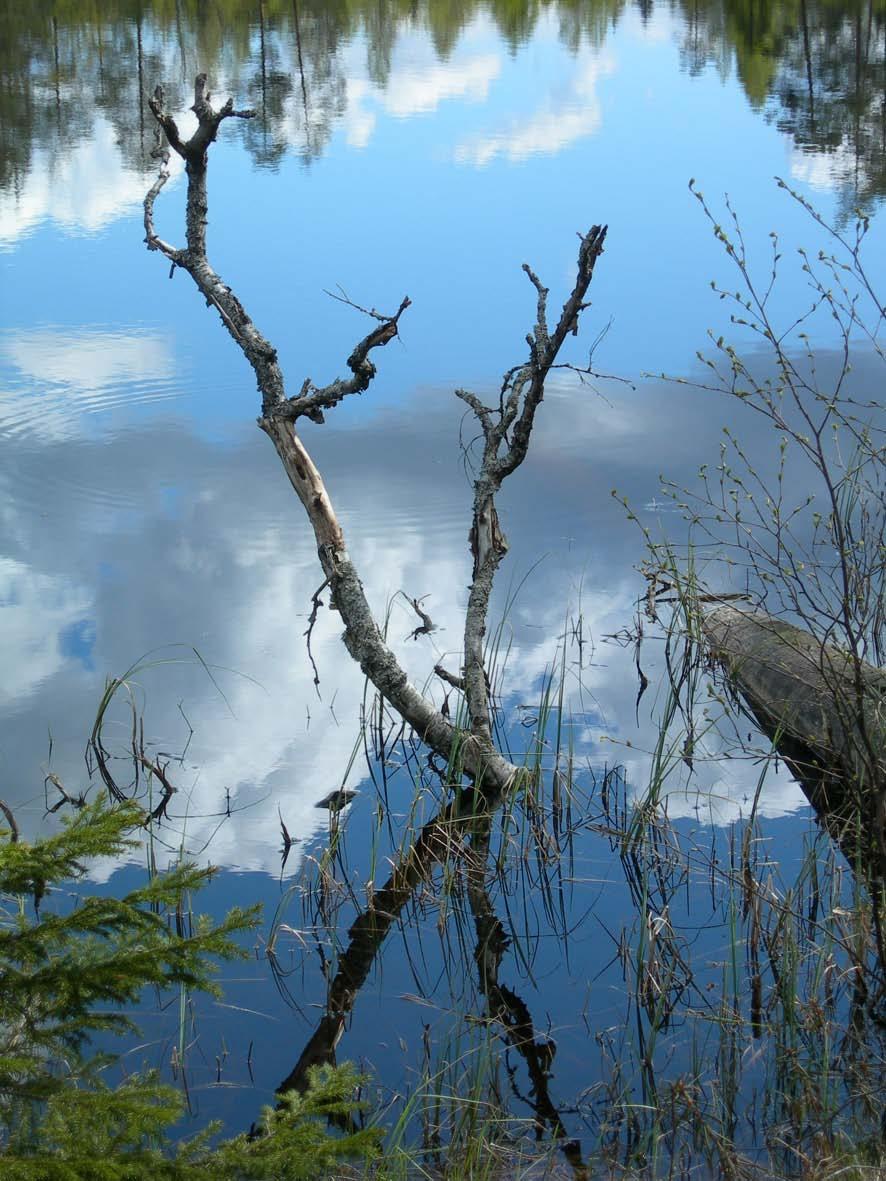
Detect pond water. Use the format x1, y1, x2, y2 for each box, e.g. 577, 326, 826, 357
1, 2, 884, 1175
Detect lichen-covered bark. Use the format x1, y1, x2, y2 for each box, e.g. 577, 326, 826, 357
458, 227, 607, 748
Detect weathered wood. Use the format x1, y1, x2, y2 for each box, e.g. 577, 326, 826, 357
142, 81, 610, 1097
703, 604, 886, 879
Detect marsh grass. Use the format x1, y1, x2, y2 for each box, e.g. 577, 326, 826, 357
240, 570, 880, 1179
55, 207, 886, 1172
65, 550, 884, 1180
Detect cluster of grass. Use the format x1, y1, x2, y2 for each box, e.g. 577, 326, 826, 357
261, 596, 884, 1179
2, 627, 884, 1180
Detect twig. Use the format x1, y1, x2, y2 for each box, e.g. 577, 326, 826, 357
304, 576, 330, 695
404, 594, 435, 641
44, 772, 87, 814
137, 754, 177, 821
434, 665, 465, 691
274, 294, 411, 424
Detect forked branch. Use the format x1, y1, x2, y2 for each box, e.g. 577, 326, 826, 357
142, 77, 608, 1091
457, 226, 607, 746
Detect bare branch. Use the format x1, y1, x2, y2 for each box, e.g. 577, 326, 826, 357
274, 295, 411, 424
323, 286, 401, 322
500, 226, 608, 480
455, 388, 494, 436
148, 75, 255, 168
147, 85, 186, 158
304, 576, 330, 695
521, 261, 550, 354
460, 225, 608, 746
143, 130, 179, 260
143, 76, 523, 799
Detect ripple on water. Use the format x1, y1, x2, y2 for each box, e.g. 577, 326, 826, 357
0, 326, 186, 443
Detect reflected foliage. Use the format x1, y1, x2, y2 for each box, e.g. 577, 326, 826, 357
3, 0, 884, 207
679, 0, 886, 217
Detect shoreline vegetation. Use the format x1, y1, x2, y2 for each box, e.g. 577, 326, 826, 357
2, 26, 885, 1178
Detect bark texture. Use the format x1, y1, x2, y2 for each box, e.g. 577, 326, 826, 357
457, 228, 607, 748
145, 77, 520, 795
703, 603, 886, 880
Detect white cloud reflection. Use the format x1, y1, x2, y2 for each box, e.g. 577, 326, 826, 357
787, 139, 860, 193
0, 327, 178, 441
0, 350, 851, 874
454, 51, 616, 167
0, 507, 811, 882
0, 557, 91, 709
343, 49, 501, 149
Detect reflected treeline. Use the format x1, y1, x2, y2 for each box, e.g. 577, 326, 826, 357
679, 0, 886, 216
0, 0, 623, 191
3, 0, 884, 205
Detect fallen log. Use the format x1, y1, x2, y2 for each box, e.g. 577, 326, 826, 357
702, 604, 886, 882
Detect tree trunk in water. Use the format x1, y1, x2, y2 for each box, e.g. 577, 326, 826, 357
702, 604, 886, 885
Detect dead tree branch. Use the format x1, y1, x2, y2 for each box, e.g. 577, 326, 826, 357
434, 664, 465, 691
457, 226, 607, 753
142, 77, 608, 1093
144, 77, 523, 798
304, 576, 330, 694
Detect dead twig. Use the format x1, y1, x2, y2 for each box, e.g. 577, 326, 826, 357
403, 594, 436, 641
304, 576, 330, 695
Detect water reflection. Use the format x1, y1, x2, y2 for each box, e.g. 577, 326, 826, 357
2, 0, 884, 240
6, 349, 866, 869
453, 40, 615, 166
1, 2, 884, 1171
0, 327, 179, 438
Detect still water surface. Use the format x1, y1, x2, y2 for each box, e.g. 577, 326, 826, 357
1, 1, 884, 1170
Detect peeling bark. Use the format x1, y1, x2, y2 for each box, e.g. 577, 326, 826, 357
144, 76, 520, 795
144, 78, 606, 803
